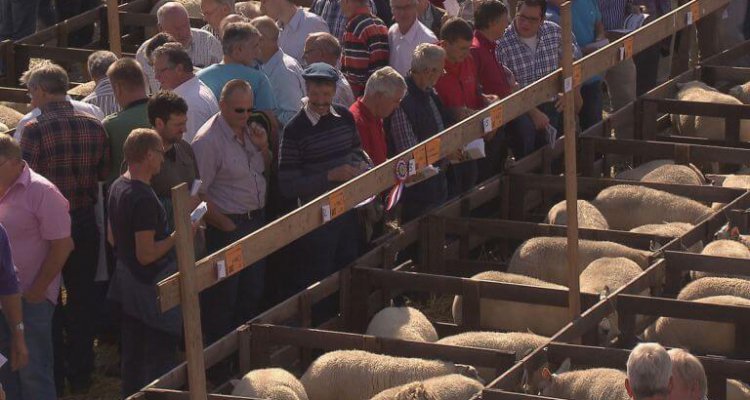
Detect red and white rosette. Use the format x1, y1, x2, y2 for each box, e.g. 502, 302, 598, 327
386, 159, 409, 211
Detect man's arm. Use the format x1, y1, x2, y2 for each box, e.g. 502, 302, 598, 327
0, 294, 27, 371
134, 230, 176, 266
24, 237, 74, 303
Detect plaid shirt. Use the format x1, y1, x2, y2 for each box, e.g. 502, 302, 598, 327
20, 101, 110, 210
342, 9, 390, 97
497, 20, 582, 88
310, 0, 377, 41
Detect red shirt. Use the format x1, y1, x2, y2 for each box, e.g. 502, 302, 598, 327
350, 99, 387, 165
434, 54, 483, 110
471, 31, 513, 98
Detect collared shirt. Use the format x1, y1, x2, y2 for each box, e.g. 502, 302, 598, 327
279, 7, 330, 63
350, 99, 386, 165
197, 63, 278, 112
83, 78, 120, 117
150, 140, 200, 199
191, 113, 266, 214
310, 0, 378, 41
14, 97, 104, 141
260, 49, 306, 126
103, 98, 151, 183
497, 20, 582, 88
136, 28, 223, 93
388, 21, 437, 76
471, 30, 513, 98
303, 97, 342, 126
20, 101, 110, 210
341, 8, 390, 97
0, 163, 71, 303
201, 23, 219, 39
335, 70, 356, 107
434, 55, 483, 110
0, 224, 19, 296
174, 76, 220, 143
598, 0, 629, 30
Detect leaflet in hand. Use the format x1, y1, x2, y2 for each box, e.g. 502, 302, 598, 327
190, 201, 208, 223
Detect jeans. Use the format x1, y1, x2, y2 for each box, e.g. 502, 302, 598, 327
0, 299, 56, 400
0, 0, 39, 41
579, 80, 604, 131
53, 206, 99, 392
120, 312, 177, 397
201, 211, 266, 345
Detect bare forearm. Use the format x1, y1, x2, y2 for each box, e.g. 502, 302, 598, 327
202, 197, 234, 231
30, 238, 73, 295
137, 233, 175, 265
0, 294, 22, 326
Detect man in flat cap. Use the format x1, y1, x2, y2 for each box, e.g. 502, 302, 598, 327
277, 62, 366, 300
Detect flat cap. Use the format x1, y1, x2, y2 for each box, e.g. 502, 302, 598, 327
302, 62, 340, 82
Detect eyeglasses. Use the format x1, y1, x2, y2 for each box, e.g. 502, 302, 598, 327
234, 108, 253, 114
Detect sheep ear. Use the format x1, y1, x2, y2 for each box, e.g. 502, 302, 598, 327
542, 368, 553, 381
555, 358, 571, 375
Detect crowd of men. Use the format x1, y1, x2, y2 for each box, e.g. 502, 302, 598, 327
0, 0, 742, 397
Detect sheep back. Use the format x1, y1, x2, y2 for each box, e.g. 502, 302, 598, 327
640, 164, 705, 185
542, 368, 629, 400
370, 374, 483, 400
0, 104, 24, 129
678, 278, 750, 301
544, 200, 609, 230
231, 368, 308, 400
728, 379, 750, 400
692, 240, 750, 280
366, 306, 438, 342
615, 160, 675, 181
579, 257, 644, 294
671, 81, 750, 142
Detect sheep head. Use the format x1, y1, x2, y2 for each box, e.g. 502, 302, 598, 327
729, 82, 750, 104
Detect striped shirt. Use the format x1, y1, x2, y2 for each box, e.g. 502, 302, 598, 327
341, 9, 390, 97
83, 78, 120, 117
310, 0, 378, 41
634, 0, 671, 17
136, 28, 223, 93
598, 0, 629, 30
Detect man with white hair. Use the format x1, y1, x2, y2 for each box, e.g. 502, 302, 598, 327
303, 32, 356, 107
261, 0, 329, 63
350, 66, 405, 166
82, 50, 120, 117
136, 2, 222, 92
626, 342, 673, 400
667, 349, 707, 400
251, 16, 305, 126
200, 0, 235, 38
388, 0, 437, 76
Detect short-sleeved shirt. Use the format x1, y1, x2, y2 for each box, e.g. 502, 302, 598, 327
108, 177, 174, 284
83, 78, 120, 117
260, 50, 306, 126
350, 99, 387, 165
102, 98, 151, 183
278, 7, 330, 63
197, 63, 277, 112
173, 76, 220, 143
0, 224, 20, 296
388, 21, 437, 77
471, 30, 513, 99
434, 55, 483, 110
150, 140, 200, 199
0, 164, 71, 303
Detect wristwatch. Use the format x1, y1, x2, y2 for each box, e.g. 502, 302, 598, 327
11, 322, 24, 332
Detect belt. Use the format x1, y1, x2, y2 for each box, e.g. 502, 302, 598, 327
225, 209, 263, 221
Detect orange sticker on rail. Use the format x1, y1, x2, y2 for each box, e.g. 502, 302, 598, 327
573, 64, 583, 87
624, 37, 634, 59
225, 246, 244, 276
691, 3, 701, 22
413, 146, 428, 168
426, 138, 442, 164
329, 190, 346, 219
491, 105, 504, 129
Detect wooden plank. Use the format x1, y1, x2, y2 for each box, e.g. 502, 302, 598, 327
107, 0, 122, 56
618, 294, 750, 323
665, 251, 750, 276
119, 12, 207, 29
582, 136, 750, 165
18, 5, 102, 45
649, 98, 750, 118
140, 388, 257, 400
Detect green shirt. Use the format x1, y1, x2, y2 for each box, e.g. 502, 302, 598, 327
103, 99, 150, 183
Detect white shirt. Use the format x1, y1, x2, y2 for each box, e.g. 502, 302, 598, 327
136, 28, 223, 93
302, 97, 341, 126
82, 78, 120, 117
173, 76, 220, 143
335, 70, 356, 107
278, 8, 330, 63
388, 21, 437, 76
14, 97, 104, 141
520, 35, 539, 54
260, 49, 306, 126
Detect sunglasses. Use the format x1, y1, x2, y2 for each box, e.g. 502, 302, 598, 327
234, 108, 253, 114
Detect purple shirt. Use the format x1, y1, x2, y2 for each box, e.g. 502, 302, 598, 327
0, 224, 20, 296
0, 163, 71, 303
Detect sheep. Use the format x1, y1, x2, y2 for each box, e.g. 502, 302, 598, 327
231, 368, 309, 400
728, 379, 750, 400
712, 174, 750, 210
0, 122, 8, 134
579, 257, 645, 295
692, 239, 750, 280
671, 81, 750, 142
369, 374, 483, 400
67, 81, 96, 98
0, 104, 24, 129
615, 159, 675, 181
436, 331, 548, 382
591, 185, 714, 231
629, 222, 703, 252
729, 80, 750, 104
678, 277, 750, 301
539, 366, 630, 400
366, 306, 438, 342
640, 163, 706, 186
507, 237, 651, 286
300, 350, 480, 400
544, 200, 609, 230
643, 295, 750, 356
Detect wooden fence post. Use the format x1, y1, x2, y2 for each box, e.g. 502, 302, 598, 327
107, 0, 122, 56
171, 183, 207, 400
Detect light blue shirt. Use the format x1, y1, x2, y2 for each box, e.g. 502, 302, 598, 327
197, 63, 277, 112
260, 49, 306, 126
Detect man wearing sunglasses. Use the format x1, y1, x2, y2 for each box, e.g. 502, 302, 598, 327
191, 79, 271, 345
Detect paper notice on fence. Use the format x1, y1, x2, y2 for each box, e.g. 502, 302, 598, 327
449, 139, 486, 164
405, 165, 440, 188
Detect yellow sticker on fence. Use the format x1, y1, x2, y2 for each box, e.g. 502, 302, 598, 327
624, 37, 634, 59
573, 64, 583, 87
329, 190, 346, 219
413, 146, 428, 169
225, 246, 244, 276
426, 138, 442, 164
491, 105, 504, 129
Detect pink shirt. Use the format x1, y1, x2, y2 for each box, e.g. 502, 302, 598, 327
0, 163, 71, 303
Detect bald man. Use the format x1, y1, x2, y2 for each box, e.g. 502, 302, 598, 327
136, 2, 223, 92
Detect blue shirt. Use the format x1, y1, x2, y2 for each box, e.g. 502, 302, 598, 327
571, 0, 601, 48
197, 63, 278, 112
0, 224, 20, 296
260, 49, 306, 127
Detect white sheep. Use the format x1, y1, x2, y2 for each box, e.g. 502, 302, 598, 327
692, 240, 750, 280
712, 174, 750, 210
300, 350, 479, 400
678, 277, 750, 301
643, 295, 750, 356
640, 164, 706, 186
615, 159, 675, 181
436, 331, 548, 382
232, 368, 308, 400
671, 81, 750, 142
539, 366, 630, 400
728, 379, 750, 400
369, 374, 483, 400
591, 185, 714, 231
729, 81, 750, 104
507, 237, 651, 285
579, 257, 645, 295
544, 200, 609, 230
0, 104, 24, 129
629, 222, 703, 252
67, 81, 96, 98
366, 306, 438, 342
